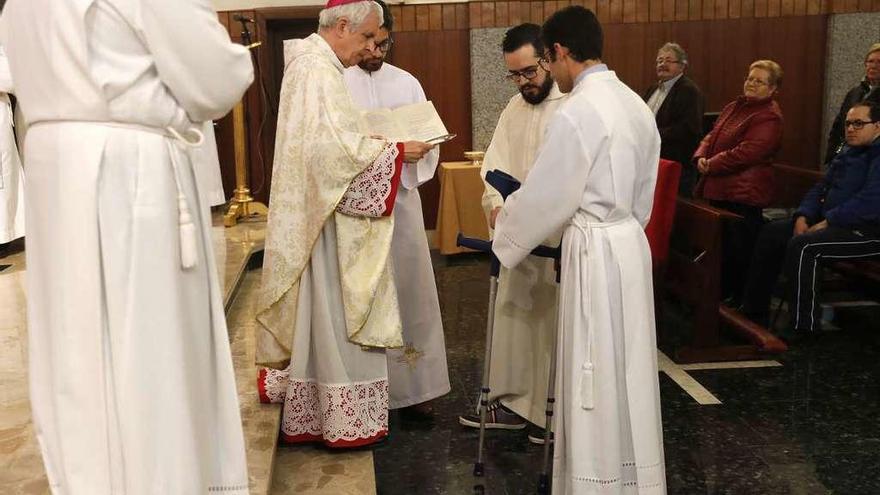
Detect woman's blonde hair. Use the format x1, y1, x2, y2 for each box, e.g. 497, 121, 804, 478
749, 59, 783, 88
866, 42, 880, 62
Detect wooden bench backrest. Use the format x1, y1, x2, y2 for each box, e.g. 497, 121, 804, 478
772, 163, 824, 209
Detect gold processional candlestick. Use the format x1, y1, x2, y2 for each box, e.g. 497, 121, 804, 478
224, 40, 269, 227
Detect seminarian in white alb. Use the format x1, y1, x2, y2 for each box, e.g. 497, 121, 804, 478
3, 0, 880, 494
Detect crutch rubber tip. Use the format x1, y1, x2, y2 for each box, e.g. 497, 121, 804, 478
537, 474, 551, 494
474, 462, 485, 477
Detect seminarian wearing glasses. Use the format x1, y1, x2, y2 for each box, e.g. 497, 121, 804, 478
457, 23, 567, 444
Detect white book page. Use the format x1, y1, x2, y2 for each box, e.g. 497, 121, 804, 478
391, 101, 449, 142
363, 109, 407, 141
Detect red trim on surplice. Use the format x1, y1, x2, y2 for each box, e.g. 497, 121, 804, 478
381, 142, 405, 216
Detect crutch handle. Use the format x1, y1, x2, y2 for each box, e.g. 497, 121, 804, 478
457, 233, 502, 277
485, 169, 521, 200
530, 244, 560, 260
456, 233, 492, 253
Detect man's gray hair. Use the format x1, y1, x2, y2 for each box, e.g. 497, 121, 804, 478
318, 1, 383, 31
659, 42, 688, 66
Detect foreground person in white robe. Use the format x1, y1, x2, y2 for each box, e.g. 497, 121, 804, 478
256, 0, 433, 448
343, 0, 450, 414
0, 44, 24, 244
194, 122, 227, 208
492, 7, 666, 493
457, 23, 565, 436
0, 0, 254, 492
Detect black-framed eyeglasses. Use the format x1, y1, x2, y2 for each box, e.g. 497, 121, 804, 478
377, 37, 393, 53
505, 66, 540, 82
538, 55, 551, 71
845, 119, 878, 130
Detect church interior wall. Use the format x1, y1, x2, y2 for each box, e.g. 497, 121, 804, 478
213, 0, 880, 227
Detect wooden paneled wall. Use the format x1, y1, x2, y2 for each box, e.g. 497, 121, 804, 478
389, 0, 880, 30
214, 1, 872, 222
601, 15, 828, 169
389, 30, 473, 227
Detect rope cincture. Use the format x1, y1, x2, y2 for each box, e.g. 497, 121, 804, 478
167, 126, 205, 270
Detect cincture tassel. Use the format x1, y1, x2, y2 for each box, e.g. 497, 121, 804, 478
167, 126, 205, 270
177, 192, 198, 269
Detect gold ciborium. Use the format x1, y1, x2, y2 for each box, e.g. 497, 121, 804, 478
464, 151, 485, 168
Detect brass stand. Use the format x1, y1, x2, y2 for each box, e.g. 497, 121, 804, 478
224, 45, 268, 227
464, 150, 485, 169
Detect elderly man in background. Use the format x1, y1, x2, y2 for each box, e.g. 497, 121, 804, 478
344, 0, 450, 419
256, 0, 433, 448
643, 42, 704, 196
826, 43, 880, 164
457, 23, 566, 445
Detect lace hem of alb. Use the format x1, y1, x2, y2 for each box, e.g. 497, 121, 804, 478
335, 143, 399, 218
570, 460, 664, 489
207, 483, 249, 492
259, 368, 288, 404
265, 370, 389, 443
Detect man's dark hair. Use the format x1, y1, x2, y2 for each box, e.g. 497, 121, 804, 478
541, 6, 603, 63
375, 0, 393, 32
502, 23, 544, 56
852, 99, 880, 123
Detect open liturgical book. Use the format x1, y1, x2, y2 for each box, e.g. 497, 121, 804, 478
363, 100, 456, 145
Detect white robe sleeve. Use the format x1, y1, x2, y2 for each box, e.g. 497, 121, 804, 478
139, 0, 254, 122
492, 110, 594, 268
401, 76, 439, 190
0, 46, 13, 94
633, 131, 661, 228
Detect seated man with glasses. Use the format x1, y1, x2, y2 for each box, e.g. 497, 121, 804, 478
457, 23, 566, 445
740, 100, 880, 340
642, 42, 704, 196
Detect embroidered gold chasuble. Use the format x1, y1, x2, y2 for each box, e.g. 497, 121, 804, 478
257, 33, 403, 368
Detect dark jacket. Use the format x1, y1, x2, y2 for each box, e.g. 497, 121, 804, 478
796, 138, 880, 229
825, 81, 879, 164
642, 75, 705, 169
694, 96, 783, 208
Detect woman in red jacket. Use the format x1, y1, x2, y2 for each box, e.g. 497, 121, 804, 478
694, 59, 784, 302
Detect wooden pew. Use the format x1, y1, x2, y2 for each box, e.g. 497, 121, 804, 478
665, 198, 787, 363
772, 163, 880, 297
771, 163, 824, 208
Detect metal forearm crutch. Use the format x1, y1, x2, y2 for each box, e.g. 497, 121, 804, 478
458, 169, 519, 478
455, 234, 560, 480
457, 169, 561, 480
537, 254, 562, 495
456, 233, 501, 478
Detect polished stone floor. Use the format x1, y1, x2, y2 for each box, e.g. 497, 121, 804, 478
0, 217, 278, 495
4, 234, 880, 494
373, 253, 880, 495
